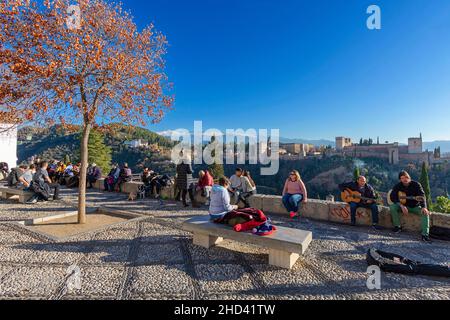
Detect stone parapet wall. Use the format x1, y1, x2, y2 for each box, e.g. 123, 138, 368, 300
92, 181, 450, 233
248, 195, 449, 232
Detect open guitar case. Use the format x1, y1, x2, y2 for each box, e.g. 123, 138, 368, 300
366, 248, 450, 278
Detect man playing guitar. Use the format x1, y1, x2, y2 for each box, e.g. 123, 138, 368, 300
339, 176, 381, 230
389, 171, 431, 243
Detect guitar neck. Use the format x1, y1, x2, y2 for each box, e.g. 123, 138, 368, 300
399, 196, 427, 208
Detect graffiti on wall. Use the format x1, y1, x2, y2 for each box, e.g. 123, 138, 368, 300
330, 205, 368, 222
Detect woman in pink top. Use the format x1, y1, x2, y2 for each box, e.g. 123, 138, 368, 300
282, 170, 308, 219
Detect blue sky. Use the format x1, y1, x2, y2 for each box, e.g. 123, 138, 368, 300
120, 0, 450, 142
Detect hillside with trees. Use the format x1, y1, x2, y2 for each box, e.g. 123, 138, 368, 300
17, 124, 176, 175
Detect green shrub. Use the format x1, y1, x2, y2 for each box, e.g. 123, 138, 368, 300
432, 197, 450, 214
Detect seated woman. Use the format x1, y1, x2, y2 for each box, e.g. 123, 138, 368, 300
104, 164, 121, 192
282, 170, 308, 219
116, 163, 132, 192
238, 170, 257, 208
192, 170, 214, 205
209, 177, 238, 220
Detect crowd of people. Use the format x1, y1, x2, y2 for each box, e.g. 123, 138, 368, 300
206, 167, 432, 242
1, 154, 433, 242
3, 159, 103, 204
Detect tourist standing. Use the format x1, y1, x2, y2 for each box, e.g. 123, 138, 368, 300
176, 153, 198, 208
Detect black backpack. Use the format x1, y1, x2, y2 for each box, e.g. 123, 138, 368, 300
7, 168, 19, 187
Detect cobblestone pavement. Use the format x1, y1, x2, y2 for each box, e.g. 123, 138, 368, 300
0, 189, 449, 300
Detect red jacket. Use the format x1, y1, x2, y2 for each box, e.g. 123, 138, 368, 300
215, 208, 267, 233
198, 170, 214, 188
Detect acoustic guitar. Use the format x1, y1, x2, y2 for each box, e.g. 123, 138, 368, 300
341, 188, 377, 204
386, 190, 426, 207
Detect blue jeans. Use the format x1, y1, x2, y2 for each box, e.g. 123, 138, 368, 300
349, 202, 379, 225
283, 194, 303, 213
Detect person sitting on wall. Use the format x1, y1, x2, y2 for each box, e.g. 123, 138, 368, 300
339, 175, 381, 230
228, 168, 243, 205
104, 164, 121, 192
282, 170, 308, 219
32, 161, 62, 202
116, 163, 132, 192
141, 167, 154, 186
209, 177, 239, 220
6, 165, 27, 188
47, 160, 58, 183
18, 164, 36, 190
0, 162, 9, 181
87, 163, 102, 189
141, 167, 158, 197
55, 161, 67, 184
190, 170, 214, 206
390, 171, 431, 243
152, 174, 173, 199
238, 170, 257, 208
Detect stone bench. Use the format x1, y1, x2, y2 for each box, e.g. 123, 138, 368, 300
0, 187, 34, 204
182, 216, 313, 269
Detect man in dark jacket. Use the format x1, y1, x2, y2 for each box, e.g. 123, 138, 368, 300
339, 176, 380, 229
390, 171, 431, 242
32, 161, 61, 201
87, 163, 102, 189
175, 156, 198, 208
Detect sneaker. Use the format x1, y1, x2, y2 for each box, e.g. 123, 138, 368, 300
422, 235, 433, 243
289, 212, 297, 219
53, 197, 62, 201
393, 226, 403, 233
372, 224, 382, 231
27, 198, 38, 205
350, 221, 356, 227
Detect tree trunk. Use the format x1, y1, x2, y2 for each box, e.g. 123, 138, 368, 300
78, 122, 91, 224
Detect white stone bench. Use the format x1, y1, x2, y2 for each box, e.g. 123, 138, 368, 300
182, 216, 313, 269
0, 187, 34, 204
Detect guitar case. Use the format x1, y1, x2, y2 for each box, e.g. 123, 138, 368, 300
430, 226, 450, 242
366, 248, 450, 278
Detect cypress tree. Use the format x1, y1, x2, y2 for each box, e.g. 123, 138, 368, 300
64, 154, 71, 165
208, 162, 225, 180
354, 167, 361, 181
207, 134, 224, 179
82, 130, 112, 174
419, 162, 432, 208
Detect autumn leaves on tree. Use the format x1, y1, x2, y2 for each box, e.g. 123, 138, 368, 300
0, 0, 174, 223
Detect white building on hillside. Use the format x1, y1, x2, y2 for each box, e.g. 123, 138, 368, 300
0, 123, 18, 169
124, 139, 148, 149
